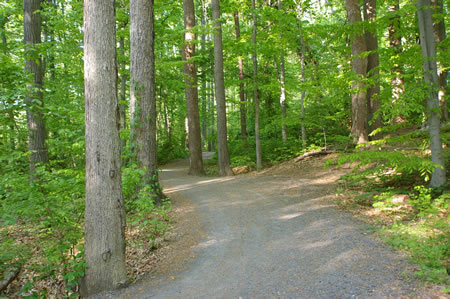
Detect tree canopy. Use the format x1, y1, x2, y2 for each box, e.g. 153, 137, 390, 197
0, 0, 448, 296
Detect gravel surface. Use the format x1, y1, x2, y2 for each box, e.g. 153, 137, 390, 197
111, 153, 426, 298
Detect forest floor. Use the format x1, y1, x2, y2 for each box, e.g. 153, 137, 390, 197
106, 152, 445, 298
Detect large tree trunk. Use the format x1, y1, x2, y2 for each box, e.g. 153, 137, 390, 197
183, 0, 204, 175
416, 0, 446, 188
388, 0, 406, 123
363, 0, 382, 140
252, 0, 262, 170
234, 11, 247, 144
24, 0, 49, 176
130, 0, 164, 201
211, 0, 233, 176
431, 0, 448, 121
83, 0, 127, 295
345, 0, 369, 144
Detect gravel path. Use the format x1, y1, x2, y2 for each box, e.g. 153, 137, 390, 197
114, 153, 423, 298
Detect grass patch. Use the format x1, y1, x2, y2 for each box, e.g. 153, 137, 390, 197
380, 216, 449, 285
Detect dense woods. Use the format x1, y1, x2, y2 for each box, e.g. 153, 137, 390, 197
0, 0, 448, 296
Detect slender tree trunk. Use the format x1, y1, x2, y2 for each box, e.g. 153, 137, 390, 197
211, 0, 233, 176
252, 0, 262, 170
388, 0, 405, 123
119, 33, 127, 165
209, 80, 215, 152
345, 0, 369, 144
201, 87, 207, 149
201, 0, 208, 149
83, 0, 127, 295
183, 0, 204, 175
24, 0, 49, 176
363, 0, 382, 140
295, 2, 307, 149
416, 0, 446, 187
431, 0, 448, 121
163, 100, 171, 141
2, 19, 16, 149
277, 0, 287, 143
130, 0, 164, 201
234, 11, 247, 144
279, 56, 287, 143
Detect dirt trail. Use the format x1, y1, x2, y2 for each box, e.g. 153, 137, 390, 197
112, 153, 426, 298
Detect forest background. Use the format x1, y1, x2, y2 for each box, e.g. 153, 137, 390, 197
0, 0, 448, 297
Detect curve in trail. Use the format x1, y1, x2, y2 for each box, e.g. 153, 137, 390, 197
115, 153, 419, 298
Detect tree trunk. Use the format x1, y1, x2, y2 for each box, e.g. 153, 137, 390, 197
252, 0, 262, 170
82, 0, 127, 295
345, 0, 369, 144
130, 0, 164, 201
388, 0, 405, 124
209, 80, 215, 152
119, 33, 127, 165
201, 0, 207, 149
431, 0, 448, 121
234, 11, 247, 144
277, 0, 287, 143
211, 0, 233, 176
295, 2, 307, 149
24, 0, 49, 176
363, 0, 382, 140
183, 0, 204, 175
416, 0, 446, 188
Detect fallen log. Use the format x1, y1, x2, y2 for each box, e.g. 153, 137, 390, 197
0, 265, 21, 293
294, 150, 335, 162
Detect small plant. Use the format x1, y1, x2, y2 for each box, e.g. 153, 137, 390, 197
409, 185, 433, 216
380, 219, 449, 285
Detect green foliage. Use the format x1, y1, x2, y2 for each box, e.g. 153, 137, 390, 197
157, 140, 189, 165
0, 166, 85, 296
333, 151, 436, 188
127, 185, 171, 249
380, 218, 449, 285
409, 186, 449, 216
1, 0, 448, 294
230, 155, 255, 168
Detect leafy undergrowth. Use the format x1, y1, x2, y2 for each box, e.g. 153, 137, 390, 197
0, 166, 172, 298
327, 126, 450, 291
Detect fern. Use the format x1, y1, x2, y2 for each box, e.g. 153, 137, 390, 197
330, 151, 436, 186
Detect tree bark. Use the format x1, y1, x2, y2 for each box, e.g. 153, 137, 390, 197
388, 0, 405, 123
277, 0, 287, 143
211, 0, 233, 176
24, 0, 49, 176
201, 1, 208, 149
295, 2, 307, 149
119, 32, 127, 165
83, 0, 127, 295
130, 0, 164, 201
183, 0, 204, 175
416, 0, 446, 187
234, 11, 247, 144
345, 0, 369, 144
431, 0, 448, 121
209, 80, 216, 152
252, 0, 262, 170
363, 0, 382, 140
